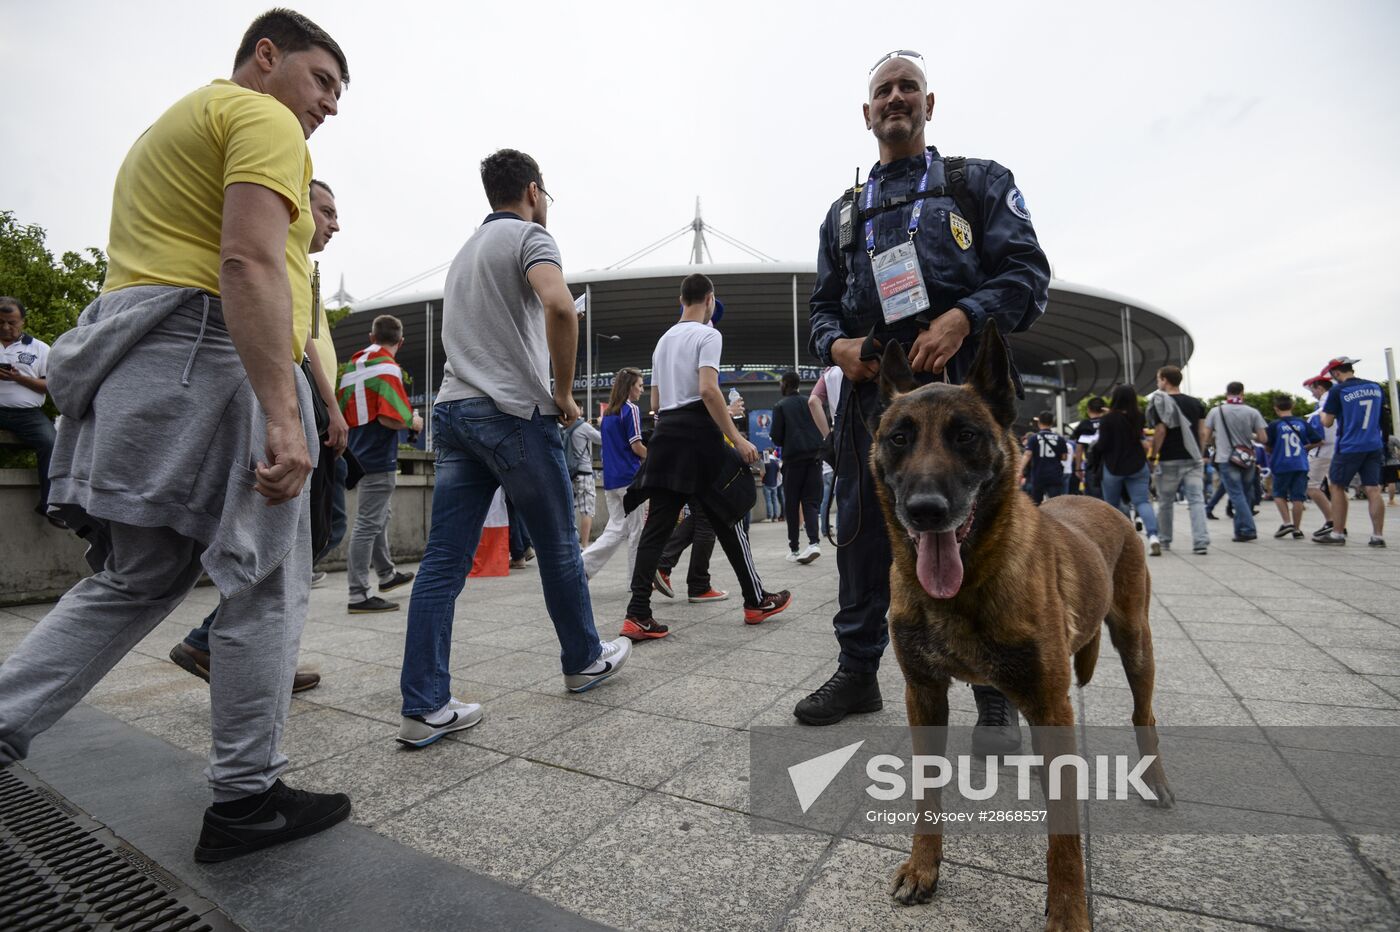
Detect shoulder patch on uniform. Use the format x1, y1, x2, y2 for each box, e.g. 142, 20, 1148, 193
949, 213, 973, 251
1006, 187, 1031, 221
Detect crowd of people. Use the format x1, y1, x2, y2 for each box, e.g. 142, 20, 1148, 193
1022, 362, 1395, 555
1, 10, 1396, 874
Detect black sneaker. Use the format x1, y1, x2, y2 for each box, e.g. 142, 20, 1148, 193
194, 780, 350, 862
972, 685, 1023, 755
1291, 528, 1305, 540
1369, 537, 1387, 548
1312, 522, 1335, 540
793, 666, 882, 726
348, 596, 399, 613
1273, 524, 1295, 539
1206, 510, 1219, 521
378, 571, 416, 593
1314, 532, 1346, 546
1232, 534, 1258, 542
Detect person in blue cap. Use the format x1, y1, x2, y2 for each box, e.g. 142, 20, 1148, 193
796, 50, 1051, 752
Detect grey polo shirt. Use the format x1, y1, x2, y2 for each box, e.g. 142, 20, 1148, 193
438, 211, 563, 419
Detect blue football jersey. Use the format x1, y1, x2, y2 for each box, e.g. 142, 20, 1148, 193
1323, 379, 1385, 454
1266, 416, 1316, 473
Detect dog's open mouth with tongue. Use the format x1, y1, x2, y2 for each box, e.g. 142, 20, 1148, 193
907, 501, 977, 600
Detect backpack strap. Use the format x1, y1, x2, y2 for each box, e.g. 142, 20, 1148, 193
942, 156, 980, 241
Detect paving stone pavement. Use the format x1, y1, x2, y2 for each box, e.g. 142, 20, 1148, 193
3, 504, 1399, 930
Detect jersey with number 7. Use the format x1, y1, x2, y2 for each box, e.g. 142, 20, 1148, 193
1323, 379, 1385, 454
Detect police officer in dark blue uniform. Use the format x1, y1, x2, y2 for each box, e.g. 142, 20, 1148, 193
794, 51, 1051, 752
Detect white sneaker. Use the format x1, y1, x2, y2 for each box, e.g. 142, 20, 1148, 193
785, 551, 801, 563
1148, 535, 1162, 557
797, 542, 822, 565
564, 637, 631, 693
396, 697, 484, 748
310, 570, 327, 588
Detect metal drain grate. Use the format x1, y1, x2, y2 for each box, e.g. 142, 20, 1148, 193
0, 766, 242, 931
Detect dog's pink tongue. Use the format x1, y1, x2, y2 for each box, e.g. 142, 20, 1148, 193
916, 531, 964, 599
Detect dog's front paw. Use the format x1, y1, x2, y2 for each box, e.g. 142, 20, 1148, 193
888, 857, 939, 905
1141, 760, 1175, 809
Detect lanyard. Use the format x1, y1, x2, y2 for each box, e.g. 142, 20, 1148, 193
864, 151, 935, 257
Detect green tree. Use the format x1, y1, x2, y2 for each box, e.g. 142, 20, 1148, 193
0, 211, 107, 467
0, 211, 107, 345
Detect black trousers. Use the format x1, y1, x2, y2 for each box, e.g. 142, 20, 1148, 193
782, 456, 823, 550
629, 489, 762, 617
831, 381, 891, 673
658, 505, 718, 597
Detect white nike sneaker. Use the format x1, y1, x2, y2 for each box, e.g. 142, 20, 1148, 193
564, 637, 631, 693
797, 542, 822, 564
396, 697, 484, 748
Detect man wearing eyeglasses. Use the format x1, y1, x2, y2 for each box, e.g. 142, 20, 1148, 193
796, 51, 1051, 750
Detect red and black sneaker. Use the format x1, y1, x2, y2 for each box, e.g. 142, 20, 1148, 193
621, 616, 670, 640
688, 588, 729, 603
743, 590, 792, 625
653, 570, 675, 598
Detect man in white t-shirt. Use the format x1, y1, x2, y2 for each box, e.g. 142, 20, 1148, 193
1302, 374, 1337, 538
0, 297, 62, 527
619, 273, 792, 639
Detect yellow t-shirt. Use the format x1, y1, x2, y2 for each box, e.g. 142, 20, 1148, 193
103, 79, 314, 362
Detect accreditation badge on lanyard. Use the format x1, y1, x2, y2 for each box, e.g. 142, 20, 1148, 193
867, 152, 934, 325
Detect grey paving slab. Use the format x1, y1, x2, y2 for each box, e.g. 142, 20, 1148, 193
21, 705, 606, 932
1320, 646, 1400, 675
449, 687, 610, 756
1090, 834, 1396, 930
691, 646, 829, 687
1217, 667, 1400, 707
377, 756, 645, 886
633, 672, 790, 729
1194, 640, 1349, 673
779, 839, 1047, 932
527, 793, 828, 932
1078, 685, 1254, 727
1180, 621, 1302, 643
656, 730, 751, 811
528, 707, 734, 789
286, 735, 507, 826
1242, 698, 1400, 727
1090, 896, 1273, 931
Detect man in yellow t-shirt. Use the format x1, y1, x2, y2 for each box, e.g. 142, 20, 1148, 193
0, 9, 355, 863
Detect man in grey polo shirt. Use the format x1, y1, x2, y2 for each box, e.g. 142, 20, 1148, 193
394, 149, 629, 749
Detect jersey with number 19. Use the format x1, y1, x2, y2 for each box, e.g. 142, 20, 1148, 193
1323, 379, 1385, 454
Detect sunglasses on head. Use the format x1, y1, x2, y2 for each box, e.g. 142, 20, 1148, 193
868, 49, 925, 76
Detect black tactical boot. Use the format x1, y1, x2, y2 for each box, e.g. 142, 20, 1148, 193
971, 685, 1022, 754
793, 666, 883, 726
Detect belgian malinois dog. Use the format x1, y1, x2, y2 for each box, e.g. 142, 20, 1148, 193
870, 325, 1173, 931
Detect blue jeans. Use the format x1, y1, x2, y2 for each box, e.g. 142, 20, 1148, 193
0, 406, 56, 512
1218, 463, 1257, 538
400, 399, 601, 716
1101, 464, 1159, 537
762, 485, 780, 520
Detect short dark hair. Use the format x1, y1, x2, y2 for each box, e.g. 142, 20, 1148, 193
1157, 366, 1183, 387
0, 296, 24, 318
234, 8, 349, 84
480, 149, 542, 210
310, 178, 334, 198
680, 273, 714, 307
1332, 362, 1355, 374
1226, 381, 1245, 396
781, 371, 800, 395
372, 314, 403, 346
1273, 395, 1293, 411
1036, 410, 1054, 426
1086, 396, 1106, 413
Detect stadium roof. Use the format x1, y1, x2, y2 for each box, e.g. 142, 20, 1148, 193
349, 263, 1191, 399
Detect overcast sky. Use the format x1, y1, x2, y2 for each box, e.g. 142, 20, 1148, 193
4, 0, 1398, 397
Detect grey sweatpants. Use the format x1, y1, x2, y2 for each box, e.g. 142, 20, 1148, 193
347, 469, 397, 601
0, 519, 310, 801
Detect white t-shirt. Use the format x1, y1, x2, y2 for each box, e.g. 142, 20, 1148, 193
652, 321, 722, 412
0, 335, 49, 409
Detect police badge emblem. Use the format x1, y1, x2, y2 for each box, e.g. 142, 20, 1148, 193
949, 213, 973, 251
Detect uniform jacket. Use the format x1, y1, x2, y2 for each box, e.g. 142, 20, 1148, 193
809, 146, 1050, 385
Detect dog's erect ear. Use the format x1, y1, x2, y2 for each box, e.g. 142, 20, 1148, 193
879, 340, 918, 403
965, 323, 1017, 428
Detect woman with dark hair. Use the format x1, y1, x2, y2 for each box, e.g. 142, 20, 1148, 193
1096, 384, 1162, 555
582, 368, 648, 580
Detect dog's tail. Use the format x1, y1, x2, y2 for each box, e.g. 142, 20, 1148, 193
1074, 632, 1101, 687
